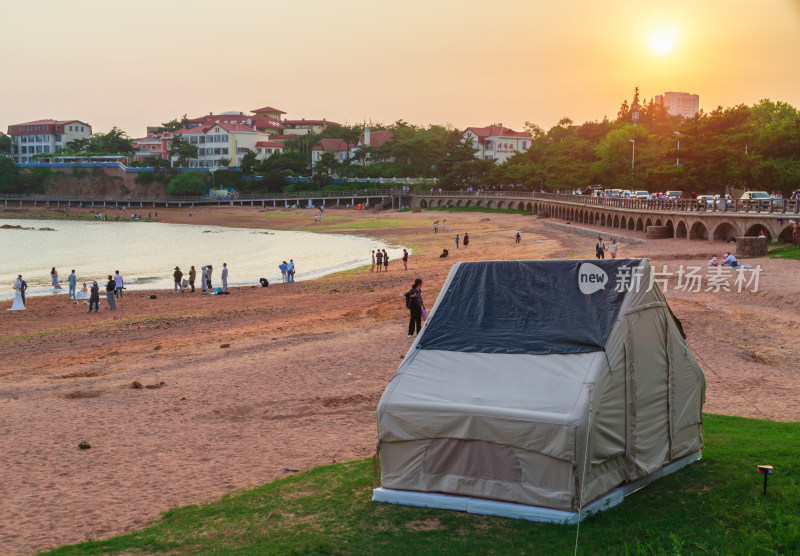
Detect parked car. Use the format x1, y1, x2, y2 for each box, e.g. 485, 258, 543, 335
634, 190, 650, 199
714, 194, 734, 209
696, 194, 716, 209
740, 191, 772, 208
666, 190, 683, 199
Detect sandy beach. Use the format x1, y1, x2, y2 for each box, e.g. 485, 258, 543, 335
1, 205, 799, 555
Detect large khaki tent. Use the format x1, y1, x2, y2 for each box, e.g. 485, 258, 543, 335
374, 259, 706, 522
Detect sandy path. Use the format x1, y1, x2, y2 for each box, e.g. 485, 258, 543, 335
1, 206, 798, 555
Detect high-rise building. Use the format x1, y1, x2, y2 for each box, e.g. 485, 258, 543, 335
654, 92, 699, 119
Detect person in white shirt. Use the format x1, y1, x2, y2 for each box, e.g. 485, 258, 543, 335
221, 263, 229, 291
114, 270, 124, 300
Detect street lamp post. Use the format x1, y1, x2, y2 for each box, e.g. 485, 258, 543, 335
674, 131, 681, 165
629, 139, 635, 187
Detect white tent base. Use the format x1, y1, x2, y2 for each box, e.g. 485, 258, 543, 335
373, 450, 701, 524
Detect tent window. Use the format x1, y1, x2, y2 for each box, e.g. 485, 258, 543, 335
423, 439, 521, 483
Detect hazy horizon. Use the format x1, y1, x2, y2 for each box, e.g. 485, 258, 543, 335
3, 0, 799, 137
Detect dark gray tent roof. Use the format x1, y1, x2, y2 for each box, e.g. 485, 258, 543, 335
419, 259, 644, 355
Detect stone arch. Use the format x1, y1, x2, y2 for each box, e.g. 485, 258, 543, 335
645, 217, 653, 230
476, 200, 484, 207
446, 199, 454, 207
487, 200, 495, 209
712, 221, 738, 241
675, 220, 687, 238
600, 213, 606, 226
744, 223, 771, 240
665, 219, 675, 238
655, 218, 663, 227
465, 200, 473, 207
628, 218, 635, 231
636, 217, 644, 232
589, 212, 595, 225
498, 201, 505, 209
456, 199, 464, 207
420, 199, 428, 209
619, 216, 627, 229
437, 199, 445, 207
689, 221, 708, 240
778, 225, 794, 243
518, 202, 525, 210
526, 202, 532, 212
613, 215, 619, 228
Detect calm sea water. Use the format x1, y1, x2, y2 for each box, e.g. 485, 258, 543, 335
1, 219, 403, 299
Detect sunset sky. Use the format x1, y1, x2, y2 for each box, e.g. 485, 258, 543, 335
3, 0, 799, 137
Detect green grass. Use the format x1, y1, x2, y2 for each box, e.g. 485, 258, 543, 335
768, 245, 800, 260
423, 206, 533, 215
304, 216, 410, 231
43, 414, 800, 555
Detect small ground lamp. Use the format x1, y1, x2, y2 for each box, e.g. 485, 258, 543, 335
757, 465, 774, 494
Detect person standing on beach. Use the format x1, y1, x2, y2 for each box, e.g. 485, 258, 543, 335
174, 267, 184, 293
382, 249, 389, 271
287, 260, 295, 283
515, 232, 521, 244
455, 234, 460, 249
371, 250, 376, 272
114, 270, 124, 300
434, 221, 438, 233
463, 233, 469, 248
206, 265, 213, 290
51, 268, 62, 289
608, 239, 619, 259
68, 270, 77, 299
189, 266, 197, 292
279, 261, 288, 282
19, 276, 28, 306
200, 266, 207, 292
442, 219, 446, 231
88, 281, 100, 313
375, 249, 383, 272
221, 263, 229, 291
595, 236, 606, 259
9, 275, 25, 311
106, 275, 117, 310
405, 278, 425, 338
402, 249, 408, 270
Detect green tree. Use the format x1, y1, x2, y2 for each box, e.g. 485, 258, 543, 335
218, 157, 231, 168
168, 135, 198, 168
161, 114, 191, 132
0, 156, 21, 192
89, 127, 134, 154
0, 134, 11, 155
166, 171, 207, 195
240, 150, 258, 176
65, 137, 91, 153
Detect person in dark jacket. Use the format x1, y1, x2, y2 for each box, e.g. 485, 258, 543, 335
174, 267, 184, 293
189, 266, 196, 292
405, 278, 425, 338
105, 276, 117, 310
88, 281, 100, 313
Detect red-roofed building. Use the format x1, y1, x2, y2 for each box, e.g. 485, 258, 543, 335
252, 106, 286, 120
7, 119, 92, 163
132, 132, 172, 162
311, 138, 353, 165
354, 128, 393, 150
255, 141, 284, 158
463, 124, 531, 163
283, 118, 339, 136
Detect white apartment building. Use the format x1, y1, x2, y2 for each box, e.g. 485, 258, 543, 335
655, 92, 700, 119
170, 121, 276, 168
6, 119, 92, 163
463, 125, 531, 164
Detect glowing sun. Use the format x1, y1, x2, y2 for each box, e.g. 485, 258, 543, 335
651, 32, 675, 54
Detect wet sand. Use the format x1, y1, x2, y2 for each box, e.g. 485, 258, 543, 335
1, 206, 798, 554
